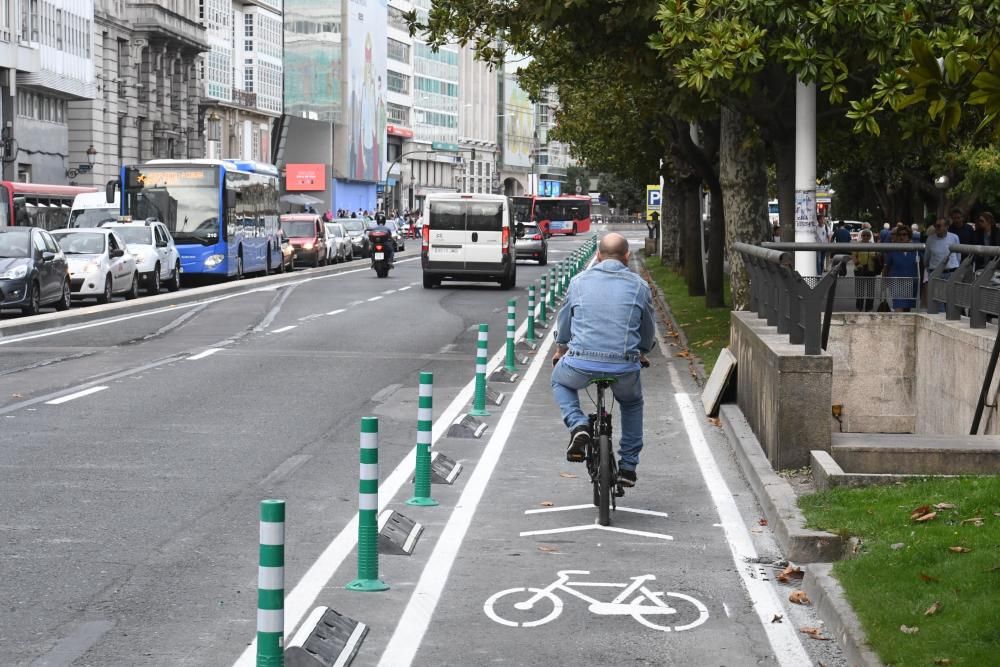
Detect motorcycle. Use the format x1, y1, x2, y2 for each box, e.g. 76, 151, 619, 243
369, 231, 392, 278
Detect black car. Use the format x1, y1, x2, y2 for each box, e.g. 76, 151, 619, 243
341, 219, 371, 258
0, 226, 72, 315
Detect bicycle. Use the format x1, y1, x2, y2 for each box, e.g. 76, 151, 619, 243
483, 569, 709, 632
586, 377, 621, 527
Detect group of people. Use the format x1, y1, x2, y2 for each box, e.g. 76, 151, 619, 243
836, 208, 999, 312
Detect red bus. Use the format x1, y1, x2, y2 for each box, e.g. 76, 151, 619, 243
511, 194, 591, 236
0, 182, 98, 230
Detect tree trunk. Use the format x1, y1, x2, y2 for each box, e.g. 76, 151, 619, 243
720, 107, 769, 311
773, 134, 796, 242
682, 177, 705, 296
660, 175, 681, 267
700, 121, 726, 308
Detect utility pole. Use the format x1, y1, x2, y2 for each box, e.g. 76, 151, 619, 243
794, 80, 817, 277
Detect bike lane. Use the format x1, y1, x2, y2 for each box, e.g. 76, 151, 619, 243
366, 331, 846, 666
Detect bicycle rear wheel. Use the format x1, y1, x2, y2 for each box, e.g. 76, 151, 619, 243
597, 433, 612, 526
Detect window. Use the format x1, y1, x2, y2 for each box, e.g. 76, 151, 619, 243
387, 70, 409, 95
387, 38, 409, 64
387, 102, 409, 125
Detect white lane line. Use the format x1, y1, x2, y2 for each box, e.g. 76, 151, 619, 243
326, 308, 346, 316
674, 393, 810, 666
270, 325, 296, 334
45, 386, 108, 405
409, 281, 420, 286
367, 296, 383, 302
377, 320, 555, 667
232, 320, 527, 667
186, 348, 222, 361
398, 286, 412, 292
0, 257, 420, 348
381, 289, 396, 295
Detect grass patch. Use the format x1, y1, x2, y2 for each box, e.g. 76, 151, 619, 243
643, 260, 731, 370
799, 477, 1000, 666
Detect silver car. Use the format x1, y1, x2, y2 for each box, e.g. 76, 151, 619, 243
325, 222, 352, 262
515, 222, 548, 265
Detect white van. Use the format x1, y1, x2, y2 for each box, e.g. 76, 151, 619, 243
69, 191, 120, 228
421, 193, 517, 289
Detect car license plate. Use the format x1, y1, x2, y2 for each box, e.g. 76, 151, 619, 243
374, 252, 385, 260
435, 247, 460, 254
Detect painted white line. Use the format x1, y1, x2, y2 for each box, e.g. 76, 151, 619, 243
674, 393, 810, 665
398, 286, 412, 291
232, 318, 528, 667
517, 524, 673, 540
0, 257, 420, 348
334, 622, 368, 667
524, 503, 594, 514
186, 348, 222, 361
617, 506, 670, 518
381, 289, 396, 295
377, 320, 556, 667
45, 386, 108, 405
327, 308, 346, 316
409, 281, 420, 286
402, 522, 423, 553
367, 296, 383, 302
270, 325, 297, 334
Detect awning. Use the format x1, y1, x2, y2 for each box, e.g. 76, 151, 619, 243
280, 193, 324, 206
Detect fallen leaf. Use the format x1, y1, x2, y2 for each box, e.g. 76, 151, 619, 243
799, 626, 829, 640
771, 613, 783, 623
775, 565, 804, 584
698, 339, 715, 347
675, 350, 691, 358
924, 601, 942, 616
934, 660, 952, 665
994, 512, 1000, 517
537, 545, 560, 553
758, 518, 769, 526
707, 417, 721, 427
919, 572, 939, 583
558, 472, 578, 479
934, 503, 956, 510
948, 546, 972, 553
540, 501, 554, 507
900, 625, 920, 634
910, 504, 932, 519
960, 517, 984, 526
11, 393, 22, 398
789, 590, 810, 605
890, 543, 906, 550
914, 512, 937, 523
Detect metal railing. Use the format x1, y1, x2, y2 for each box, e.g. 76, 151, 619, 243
737, 241, 1000, 355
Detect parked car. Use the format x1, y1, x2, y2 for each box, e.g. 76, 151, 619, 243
342, 219, 370, 258
514, 222, 548, 265
100, 220, 181, 294
421, 193, 516, 289
0, 226, 72, 315
280, 214, 328, 268
50, 228, 140, 303
325, 222, 352, 262
277, 230, 296, 272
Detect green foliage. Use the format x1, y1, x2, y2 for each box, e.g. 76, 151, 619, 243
596, 172, 645, 212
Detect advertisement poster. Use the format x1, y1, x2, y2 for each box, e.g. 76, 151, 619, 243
794, 189, 816, 232
341, 0, 387, 183
284, 0, 342, 122
503, 62, 534, 169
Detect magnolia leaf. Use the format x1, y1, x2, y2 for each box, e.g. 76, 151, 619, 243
558, 472, 578, 479
900, 624, 920, 634
914, 512, 937, 523
933, 503, 956, 510
948, 546, 972, 553
789, 590, 810, 605
540, 501, 554, 507
924, 601, 942, 616
799, 626, 829, 640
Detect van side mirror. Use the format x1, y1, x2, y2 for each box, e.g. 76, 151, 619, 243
105, 180, 118, 204
515, 222, 525, 239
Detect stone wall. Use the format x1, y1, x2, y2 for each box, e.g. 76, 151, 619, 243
826, 313, 917, 433
730, 311, 833, 469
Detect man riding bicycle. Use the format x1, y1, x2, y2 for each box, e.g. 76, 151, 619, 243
551, 233, 654, 487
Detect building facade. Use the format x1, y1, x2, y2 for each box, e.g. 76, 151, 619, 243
384, 0, 413, 213
200, 0, 282, 162
458, 43, 498, 195
498, 56, 534, 197
533, 87, 569, 195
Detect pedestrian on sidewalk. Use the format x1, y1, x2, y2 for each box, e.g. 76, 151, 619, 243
550, 233, 655, 488
882, 226, 920, 312
852, 229, 880, 312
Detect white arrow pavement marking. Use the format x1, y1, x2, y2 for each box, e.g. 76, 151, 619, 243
518, 524, 673, 540
524, 504, 669, 518
232, 317, 529, 667
186, 348, 222, 361
45, 386, 108, 405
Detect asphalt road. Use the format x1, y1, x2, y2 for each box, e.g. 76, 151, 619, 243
0, 231, 846, 666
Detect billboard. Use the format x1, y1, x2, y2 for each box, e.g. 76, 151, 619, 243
284, 0, 342, 122
338, 0, 387, 183
503, 62, 533, 169
286, 164, 326, 191
646, 185, 661, 221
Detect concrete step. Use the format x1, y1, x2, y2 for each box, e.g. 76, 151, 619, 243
831, 432, 1000, 475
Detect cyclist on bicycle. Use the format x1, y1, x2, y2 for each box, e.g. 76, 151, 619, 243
551, 232, 654, 487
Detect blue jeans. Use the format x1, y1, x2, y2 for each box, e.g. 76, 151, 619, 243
551, 360, 644, 470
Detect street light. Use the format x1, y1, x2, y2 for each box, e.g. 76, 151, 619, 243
86, 145, 97, 167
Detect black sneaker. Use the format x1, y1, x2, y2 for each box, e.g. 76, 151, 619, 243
566, 425, 591, 462
618, 468, 637, 488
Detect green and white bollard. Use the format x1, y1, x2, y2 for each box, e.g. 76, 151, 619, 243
347, 417, 389, 592
504, 299, 517, 373
470, 324, 490, 416
538, 276, 548, 328
407, 373, 438, 507
526, 285, 537, 342
257, 499, 285, 667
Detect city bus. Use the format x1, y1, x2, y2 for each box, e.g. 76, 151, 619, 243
112, 159, 283, 278
511, 194, 592, 236
0, 181, 98, 230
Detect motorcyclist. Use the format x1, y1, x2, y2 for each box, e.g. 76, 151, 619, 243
367, 212, 395, 266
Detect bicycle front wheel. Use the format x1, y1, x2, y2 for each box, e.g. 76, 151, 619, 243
598, 433, 612, 526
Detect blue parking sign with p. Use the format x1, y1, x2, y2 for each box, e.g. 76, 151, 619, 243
647, 189, 662, 207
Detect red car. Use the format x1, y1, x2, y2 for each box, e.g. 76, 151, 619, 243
280, 214, 328, 268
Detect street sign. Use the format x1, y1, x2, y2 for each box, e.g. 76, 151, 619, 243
646, 185, 662, 221
431, 142, 459, 151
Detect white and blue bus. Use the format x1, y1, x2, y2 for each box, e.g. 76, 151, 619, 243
111, 159, 282, 278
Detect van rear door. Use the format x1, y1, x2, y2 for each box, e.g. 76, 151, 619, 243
426, 199, 466, 270
464, 200, 505, 270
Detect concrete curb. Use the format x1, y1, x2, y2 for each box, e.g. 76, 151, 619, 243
0, 250, 415, 339
804, 563, 884, 667
719, 404, 844, 563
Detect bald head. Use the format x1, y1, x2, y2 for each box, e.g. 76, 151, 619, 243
598, 233, 630, 263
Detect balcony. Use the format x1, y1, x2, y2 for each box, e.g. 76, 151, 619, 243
128, 3, 209, 51
231, 88, 258, 110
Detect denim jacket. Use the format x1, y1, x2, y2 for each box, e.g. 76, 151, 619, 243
555, 259, 655, 364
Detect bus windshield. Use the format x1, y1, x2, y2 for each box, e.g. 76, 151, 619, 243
511, 196, 532, 223
127, 166, 219, 245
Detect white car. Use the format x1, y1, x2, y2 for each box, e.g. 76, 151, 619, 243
50, 228, 140, 303
101, 220, 181, 294
325, 222, 351, 262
